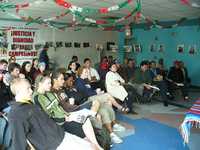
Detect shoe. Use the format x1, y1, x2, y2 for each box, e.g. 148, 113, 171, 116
110, 132, 123, 144
113, 124, 126, 132
164, 102, 168, 107
130, 110, 138, 115
166, 92, 174, 100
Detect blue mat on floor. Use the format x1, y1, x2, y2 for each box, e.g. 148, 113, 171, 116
112, 115, 189, 150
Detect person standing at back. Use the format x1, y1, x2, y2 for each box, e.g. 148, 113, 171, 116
39, 44, 49, 69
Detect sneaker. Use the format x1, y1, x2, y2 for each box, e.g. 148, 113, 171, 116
110, 132, 123, 144
113, 124, 126, 132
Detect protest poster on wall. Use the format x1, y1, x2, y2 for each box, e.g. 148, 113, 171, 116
0, 29, 8, 59
0, 27, 38, 64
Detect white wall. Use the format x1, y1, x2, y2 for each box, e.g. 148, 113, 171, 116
0, 20, 118, 68
38, 28, 118, 68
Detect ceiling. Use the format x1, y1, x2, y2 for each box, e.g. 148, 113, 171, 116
0, 0, 200, 26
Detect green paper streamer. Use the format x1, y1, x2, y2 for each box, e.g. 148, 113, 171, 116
119, 1, 129, 9
82, 8, 98, 15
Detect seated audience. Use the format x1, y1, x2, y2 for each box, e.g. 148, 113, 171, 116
106, 63, 135, 112
8, 56, 16, 64
113, 59, 128, 82
39, 44, 49, 69
0, 59, 8, 75
67, 60, 77, 77
107, 55, 114, 67
130, 61, 167, 104
98, 56, 109, 81
33, 75, 103, 150
83, 58, 102, 89
71, 55, 81, 70
20, 61, 32, 84
167, 60, 189, 100
30, 58, 38, 80
0, 74, 13, 112
124, 58, 137, 82
33, 62, 46, 84
8, 78, 96, 150
3, 62, 24, 86
64, 73, 88, 105
149, 61, 173, 104
180, 61, 191, 84
75, 67, 127, 144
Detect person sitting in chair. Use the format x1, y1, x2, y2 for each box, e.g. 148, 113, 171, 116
167, 60, 189, 100
8, 78, 96, 150
129, 61, 160, 104
106, 63, 135, 113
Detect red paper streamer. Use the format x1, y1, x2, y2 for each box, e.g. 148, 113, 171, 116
99, 7, 108, 14
180, 0, 190, 5
128, 0, 132, 3
96, 20, 107, 24
55, 0, 71, 8
15, 3, 29, 13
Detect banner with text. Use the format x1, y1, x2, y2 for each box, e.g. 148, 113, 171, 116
0, 28, 38, 64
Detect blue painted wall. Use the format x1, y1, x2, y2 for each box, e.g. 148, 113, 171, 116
119, 25, 200, 86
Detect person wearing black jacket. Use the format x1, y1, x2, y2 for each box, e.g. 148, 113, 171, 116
39, 45, 49, 69
7, 78, 96, 150
0, 74, 13, 112
167, 61, 189, 100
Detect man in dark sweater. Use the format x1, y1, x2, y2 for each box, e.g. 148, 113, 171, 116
8, 78, 95, 150
39, 44, 49, 69
0, 60, 13, 112
130, 61, 169, 106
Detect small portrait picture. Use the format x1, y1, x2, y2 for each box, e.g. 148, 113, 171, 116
107, 42, 115, 51
74, 42, 81, 48
45, 42, 54, 47
0, 30, 8, 50
177, 44, 184, 53
35, 44, 44, 50
95, 44, 104, 51
83, 42, 90, 48
158, 44, 164, 52
124, 45, 132, 52
149, 44, 156, 52
56, 41, 63, 48
134, 44, 141, 52
188, 45, 197, 55
65, 42, 72, 48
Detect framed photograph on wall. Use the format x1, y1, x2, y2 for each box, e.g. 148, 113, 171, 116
45, 42, 54, 47
149, 44, 156, 52
188, 45, 197, 55
56, 41, 63, 48
83, 42, 90, 48
74, 42, 81, 48
124, 45, 132, 52
107, 42, 115, 51
133, 44, 141, 53
35, 44, 44, 50
65, 42, 72, 48
177, 44, 184, 53
158, 44, 164, 52
95, 44, 104, 51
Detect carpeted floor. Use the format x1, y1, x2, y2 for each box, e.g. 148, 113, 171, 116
112, 115, 189, 150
